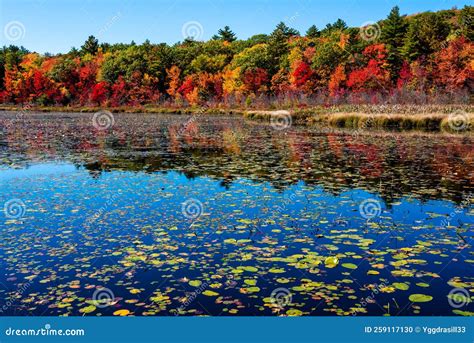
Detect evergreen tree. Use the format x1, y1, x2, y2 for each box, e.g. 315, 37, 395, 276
267, 23, 295, 74
81, 35, 99, 55
402, 12, 450, 60
212, 26, 237, 42
306, 25, 320, 38
381, 6, 407, 79
273, 22, 300, 38
321, 19, 347, 35
459, 5, 474, 41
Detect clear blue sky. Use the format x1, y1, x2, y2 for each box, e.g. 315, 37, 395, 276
1, 0, 470, 54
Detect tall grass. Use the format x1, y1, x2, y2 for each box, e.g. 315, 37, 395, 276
324, 112, 472, 132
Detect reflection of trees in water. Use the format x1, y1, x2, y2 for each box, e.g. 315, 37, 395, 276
0, 112, 472, 205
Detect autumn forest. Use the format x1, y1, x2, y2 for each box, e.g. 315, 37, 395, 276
0, 6, 473, 108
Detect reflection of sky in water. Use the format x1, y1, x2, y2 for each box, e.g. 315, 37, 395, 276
1, 163, 472, 316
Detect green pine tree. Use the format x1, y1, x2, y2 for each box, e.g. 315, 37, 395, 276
306, 25, 320, 39
81, 35, 99, 55
381, 6, 407, 79
212, 26, 237, 42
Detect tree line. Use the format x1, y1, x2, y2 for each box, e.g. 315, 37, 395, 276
0, 6, 472, 107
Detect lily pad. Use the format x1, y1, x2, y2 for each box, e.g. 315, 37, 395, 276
393, 283, 410, 291
408, 294, 433, 303
113, 309, 131, 316
341, 263, 357, 270
189, 280, 202, 287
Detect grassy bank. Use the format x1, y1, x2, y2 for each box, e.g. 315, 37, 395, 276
245, 104, 473, 133
1, 104, 472, 133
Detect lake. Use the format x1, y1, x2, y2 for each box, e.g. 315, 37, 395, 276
0, 111, 473, 316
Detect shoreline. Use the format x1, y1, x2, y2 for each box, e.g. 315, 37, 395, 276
0, 104, 472, 133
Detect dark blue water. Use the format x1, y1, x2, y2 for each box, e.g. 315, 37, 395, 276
0, 112, 472, 316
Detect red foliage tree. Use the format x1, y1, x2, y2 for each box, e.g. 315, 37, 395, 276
435, 36, 473, 92
396, 61, 413, 89
328, 65, 346, 96
291, 61, 313, 89
242, 68, 268, 94
90, 81, 109, 105
347, 44, 390, 92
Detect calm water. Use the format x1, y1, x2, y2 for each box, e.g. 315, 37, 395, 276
0, 112, 473, 316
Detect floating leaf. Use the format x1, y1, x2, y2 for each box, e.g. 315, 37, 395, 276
79, 305, 96, 314
341, 263, 357, 270
113, 309, 131, 316
393, 283, 409, 291
269, 268, 285, 273
409, 294, 433, 303
324, 256, 339, 268
286, 309, 303, 316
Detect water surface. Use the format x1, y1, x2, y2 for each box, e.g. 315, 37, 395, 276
0, 112, 473, 316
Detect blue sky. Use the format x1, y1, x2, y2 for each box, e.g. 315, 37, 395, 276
1, 0, 470, 53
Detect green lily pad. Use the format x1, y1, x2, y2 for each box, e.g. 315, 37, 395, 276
408, 294, 433, 303
189, 280, 202, 287
79, 305, 96, 314
341, 263, 357, 270
324, 256, 339, 268
286, 309, 303, 316
237, 266, 258, 272
452, 309, 474, 316
269, 268, 285, 273
393, 283, 409, 291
